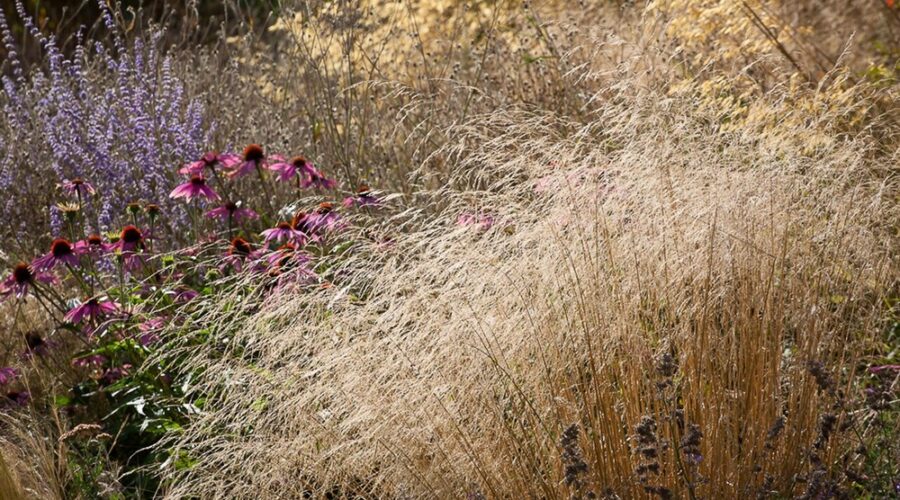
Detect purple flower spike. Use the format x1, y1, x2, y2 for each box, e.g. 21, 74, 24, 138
170, 175, 219, 202
64, 297, 120, 324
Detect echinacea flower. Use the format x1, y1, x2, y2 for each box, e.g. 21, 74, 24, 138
32, 238, 81, 271
174, 288, 199, 303
342, 185, 380, 208
170, 175, 219, 202
206, 201, 259, 223
111, 225, 145, 253
0, 367, 19, 386
137, 316, 166, 346
457, 211, 496, 231
99, 364, 131, 386
222, 237, 264, 272
126, 202, 143, 216
299, 163, 337, 190
74, 234, 109, 255
261, 221, 308, 245
60, 178, 96, 197
227, 144, 267, 179
266, 242, 303, 267
64, 297, 120, 324
1, 262, 56, 299
71, 355, 107, 369
305, 202, 343, 233
23, 332, 53, 358
179, 151, 240, 175
4, 391, 30, 407
268, 155, 318, 183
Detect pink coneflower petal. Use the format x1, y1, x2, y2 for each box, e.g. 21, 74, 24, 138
64, 297, 120, 324
71, 354, 107, 369
32, 238, 80, 272
457, 211, 496, 231
0, 367, 19, 386
170, 175, 220, 202
205, 202, 259, 223
5, 390, 30, 406
342, 185, 381, 208
60, 178, 96, 196
1, 262, 56, 300
261, 222, 308, 245
227, 145, 267, 179
299, 163, 337, 190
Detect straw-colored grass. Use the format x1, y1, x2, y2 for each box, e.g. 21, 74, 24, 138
157, 69, 898, 497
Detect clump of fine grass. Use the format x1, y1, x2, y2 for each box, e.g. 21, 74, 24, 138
153, 41, 898, 496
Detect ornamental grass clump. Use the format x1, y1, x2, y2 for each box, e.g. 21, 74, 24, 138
154, 68, 897, 497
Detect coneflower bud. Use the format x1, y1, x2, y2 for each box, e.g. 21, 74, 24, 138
144, 204, 161, 219
126, 202, 142, 216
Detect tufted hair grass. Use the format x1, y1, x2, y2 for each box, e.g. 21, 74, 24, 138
155, 49, 898, 496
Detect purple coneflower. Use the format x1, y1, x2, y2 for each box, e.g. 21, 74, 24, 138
299, 163, 337, 190
305, 202, 343, 233
227, 144, 267, 179
174, 288, 199, 303
266, 242, 311, 267
137, 316, 166, 346
457, 211, 496, 231
72, 355, 107, 369
74, 234, 110, 255
1, 262, 56, 299
64, 297, 120, 324
23, 332, 53, 358
170, 175, 219, 202
0, 367, 19, 386
868, 365, 900, 374
261, 221, 308, 245
99, 364, 131, 386
206, 201, 259, 223
268, 155, 320, 183
32, 238, 81, 271
60, 177, 96, 197
111, 226, 145, 253
179, 151, 240, 175
222, 237, 264, 272
5, 391, 30, 407
342, 185, 380, 208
